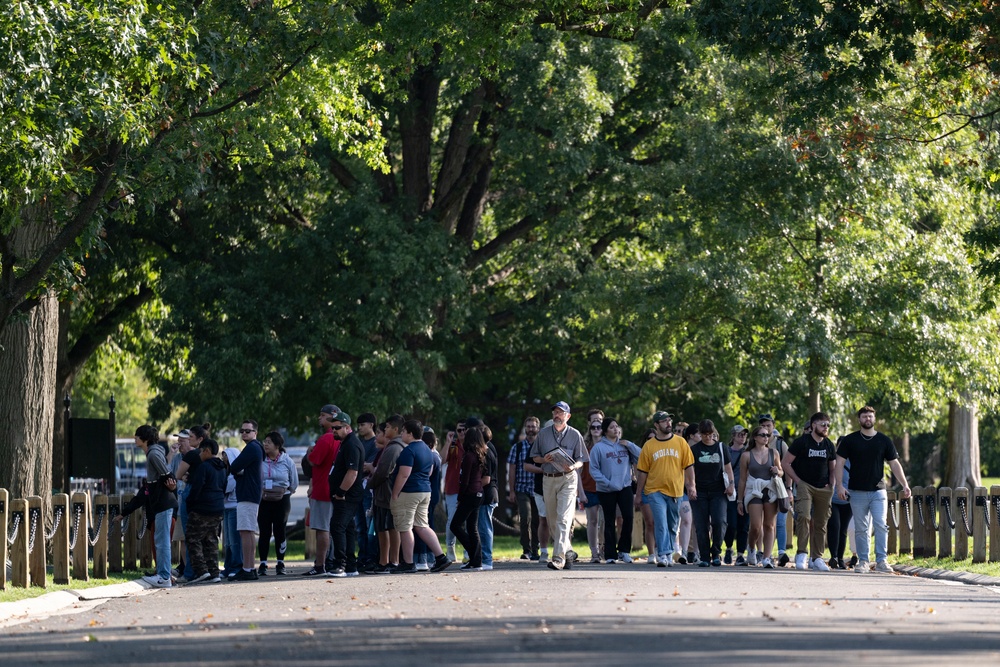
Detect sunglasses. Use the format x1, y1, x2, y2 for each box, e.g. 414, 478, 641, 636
756, 432, 771, 439
590, 425, 602, 431
239, 429, 256, 434
814, 422, 830, 428
332, 425, 347, 431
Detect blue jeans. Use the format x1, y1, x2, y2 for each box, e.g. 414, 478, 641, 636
645, 491, 680, 559
178, 486, 194, 579
222, 507, 240, 576
776, 509, 787, 553
478, 502, 497, 566
445, 494, 458, 548
153, 508, 173, 581
849, 489, 888, 564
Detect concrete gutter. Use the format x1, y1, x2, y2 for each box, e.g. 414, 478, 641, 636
0, 579, 150, 628
894, 564, 1000, 587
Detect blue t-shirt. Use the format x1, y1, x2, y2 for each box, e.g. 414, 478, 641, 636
397, 440, 434, 493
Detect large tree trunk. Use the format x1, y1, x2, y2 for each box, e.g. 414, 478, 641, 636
0, 214, 59, 500
946, 399, 981, 489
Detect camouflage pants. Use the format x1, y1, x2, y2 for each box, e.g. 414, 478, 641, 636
187, 511, 222, 577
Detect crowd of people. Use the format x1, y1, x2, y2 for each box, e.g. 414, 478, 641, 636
115, 400, 911, 588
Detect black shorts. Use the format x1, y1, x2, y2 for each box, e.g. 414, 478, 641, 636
373, 505, 395, 532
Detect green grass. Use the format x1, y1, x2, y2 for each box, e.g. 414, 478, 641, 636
0, 569, 145, 604
891, 554, 1000, 577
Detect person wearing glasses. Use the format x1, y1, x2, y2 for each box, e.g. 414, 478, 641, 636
782, 412, 837, 571
302, 404, 341, 576
757, 413, 791, 566
228, 419, 264, 580
582, 416, 606, 562
443, 421, 467, 562
737, 425, 784, 568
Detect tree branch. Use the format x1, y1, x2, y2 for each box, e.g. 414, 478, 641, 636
328, 157, 359, 191
66, 285, 156, 375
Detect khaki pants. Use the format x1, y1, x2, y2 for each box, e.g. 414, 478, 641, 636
794, 482, 834, 561
543, 472, 578, 561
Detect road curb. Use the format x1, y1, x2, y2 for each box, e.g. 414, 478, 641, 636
894, 564, 1000, 587
0, 578, 149, 627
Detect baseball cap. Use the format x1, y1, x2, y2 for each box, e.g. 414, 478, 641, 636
173, 429, 192, 438
320, 404, 340, 416
551, 401, 571, 413
756, 413, 774, 424
653, 411, 673, 423
730, 425, 746, 435
333, 411, 351, 425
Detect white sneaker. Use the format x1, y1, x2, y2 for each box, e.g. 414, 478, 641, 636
647, 554, 658, 565
762, 558, 774, 569
415, 562, 430, 571
619, 552, 633, 564
540, 549, 549, 561
795, 553, 809, 570
605, 558, 616, 564
875, 561, 894, 573
481, 564, 494, 571
812, 557, 831, 571
855, 561, 870, 573
148, 577, 172, 588
747, 550, 757, 566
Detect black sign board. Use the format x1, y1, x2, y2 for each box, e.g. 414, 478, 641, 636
69, 418, 114, 480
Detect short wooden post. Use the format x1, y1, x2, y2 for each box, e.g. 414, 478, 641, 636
0, 489, 9, 589
71, 492, 90, 581
954, 487, 970, 560
139, 513, 153, 569
108, 495, 123, 573
991, 486, 1000, 563
27, 496, 46, 587
973, 486, 988, 563
923, 487, 937, 558
938, 487, 953, 559
911, 486, 925, 557
123, 494, 138, 571
52, 493, 71, 584
887, 490, 897, 555
10, 498, 29, 588
898, 492, 912, 555
93, 494, 109, 579
631, 508, 644, 551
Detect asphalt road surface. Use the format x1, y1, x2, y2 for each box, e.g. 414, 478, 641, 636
3, 561, 999, 666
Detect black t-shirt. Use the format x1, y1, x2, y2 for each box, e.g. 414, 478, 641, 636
690, 442, 731, 493
788, 435, 835, 487
328, 431, 366, 503
482, 442, 499, 505
836, 431, 898, 491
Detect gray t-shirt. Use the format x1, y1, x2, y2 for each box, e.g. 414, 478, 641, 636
529, 424, 589, 474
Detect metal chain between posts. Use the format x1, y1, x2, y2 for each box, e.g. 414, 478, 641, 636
27, 506, 40, 554
993, 497, 1000, 531
87, 505, 106, 547
6, 511, 21, 545
45, 505, 64, 541
981, 496, 991, 534
942, 496, 957, 529
957, 496, 973, 535
902, 497, 913, 531
108, 505, 121, 535
928, 494, 939, 531
69, 502, 83, 550
889, 497, 899, 530
914, 496, 925, 527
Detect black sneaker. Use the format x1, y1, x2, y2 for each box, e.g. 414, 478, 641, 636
373, 563, 393, 574
711, 557, 722, 567
520, 552, 531, 560
565, 550, 578, 563
393, 562, 416, 574
777, 552, 790, 567
302, 567, 326, 577
257, 563, 268, 576
837, 558, 847, 570
233, 569, 258, 581
735, 554, 747, 566
275, 562, 286, 576
686, 552, 695, 564
430, 554, 452, 573
529, 552, 540, 561
724, 549, 733, 565
848, 555, 858, 568
677, 555, 688, 565
328, 568, 347, 578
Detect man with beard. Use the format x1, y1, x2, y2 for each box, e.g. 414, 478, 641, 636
634, 411, 694, 568
508, 416, 541, 560
531, 401, 589, 571
835, 406, 911, 574
783, 412, 837, 571
327, 412, 366, 577
369, 414, 406, 573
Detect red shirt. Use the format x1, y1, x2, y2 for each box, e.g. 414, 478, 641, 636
308, 429, 340, 501
444, 442, 463, 495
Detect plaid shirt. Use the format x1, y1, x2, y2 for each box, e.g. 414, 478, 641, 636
506, 439, 536, 494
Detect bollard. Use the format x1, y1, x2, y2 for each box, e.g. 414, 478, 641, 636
304, 507, 316, 560
10, 498, 29, 587
27, 496, 46, 587
887, 490, 897, 555
631, 508, 645, 551
108, 496, 123, 573
938, 487, 953, 559
52, 493, 71, 584
954, 487, 970, 560
139, 513, 153, 569
911, 486, 925, 557
922, 487, 938, 558
123, 494, 138, 571
972, 486, 988, 563
93, 494, 109, 579
991, 486, 1000, 563
0, 489, 9, 590
71, 492, 90, 581
898, 492, 912, 555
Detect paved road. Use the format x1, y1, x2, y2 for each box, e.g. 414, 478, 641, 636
3, 561, 999, 665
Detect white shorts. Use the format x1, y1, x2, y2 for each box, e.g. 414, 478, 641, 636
236, 501, 259, 532
533, 492, 547, 519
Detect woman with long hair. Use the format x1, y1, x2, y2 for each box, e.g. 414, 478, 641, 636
257, 431, 298, 576
738, 425, 784, 568
724, 425, 750, 565
582, 418, 606, 562
450, 427, 492, 571
590, 418, 641, 563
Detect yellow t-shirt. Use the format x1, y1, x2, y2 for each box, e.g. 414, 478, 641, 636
638, 435, 693, 498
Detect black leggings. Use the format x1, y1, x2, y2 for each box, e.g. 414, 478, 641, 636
257, 494, 291, 561
450, 494, 482, 567
597, 488, 633, 560
827, 502, 853, 560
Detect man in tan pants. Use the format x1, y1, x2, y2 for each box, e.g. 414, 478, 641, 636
783, 412, 836, 571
